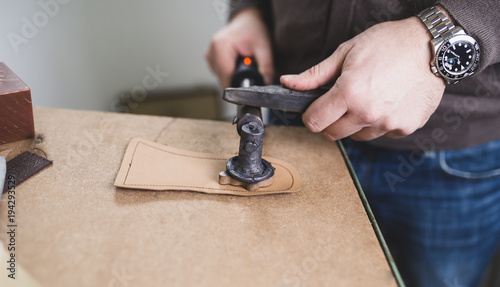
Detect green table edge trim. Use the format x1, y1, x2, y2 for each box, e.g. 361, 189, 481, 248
337, 140, 406, 287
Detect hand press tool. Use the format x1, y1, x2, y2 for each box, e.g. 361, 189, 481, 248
219, 57, 326, 191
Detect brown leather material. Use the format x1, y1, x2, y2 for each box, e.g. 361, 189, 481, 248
114, 138, 301, 196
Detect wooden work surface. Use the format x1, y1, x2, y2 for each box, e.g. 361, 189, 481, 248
0, 107, 397, 287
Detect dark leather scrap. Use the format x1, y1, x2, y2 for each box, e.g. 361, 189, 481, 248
2, 151, 52, 193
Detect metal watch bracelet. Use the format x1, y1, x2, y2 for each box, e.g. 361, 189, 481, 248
417, 6, 464, 49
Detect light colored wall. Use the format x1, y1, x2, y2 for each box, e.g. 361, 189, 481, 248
0, 0, 229, 112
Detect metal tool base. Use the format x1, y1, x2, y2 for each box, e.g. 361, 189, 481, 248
219, 171, 274, 191
225, 156, 274, 184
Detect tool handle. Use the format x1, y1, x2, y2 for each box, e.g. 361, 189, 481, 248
231, 56, 264, 88
224, 85, 329, 113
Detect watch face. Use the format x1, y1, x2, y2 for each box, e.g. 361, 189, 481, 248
443, 42, 474, 73
437, 35, 480, 83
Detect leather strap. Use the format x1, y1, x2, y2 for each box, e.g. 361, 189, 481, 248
2, 151, 53, 194
114, 138, 301, 196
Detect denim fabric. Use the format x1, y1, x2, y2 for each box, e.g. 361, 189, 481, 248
343, 138, 500, 287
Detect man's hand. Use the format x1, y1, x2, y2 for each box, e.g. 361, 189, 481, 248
281, 17, 446, 141
206, 8, 274, 88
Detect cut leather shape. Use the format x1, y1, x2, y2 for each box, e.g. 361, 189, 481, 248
114, 138, 301, 196
2, 151, 53, 194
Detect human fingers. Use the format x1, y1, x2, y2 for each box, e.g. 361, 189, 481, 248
349, 127, 390, 141
280, 42, 353, 90
318, 113, 366, 141
301, 83, 348, 133
205, 33, 238, 88
253, 43, 274, 85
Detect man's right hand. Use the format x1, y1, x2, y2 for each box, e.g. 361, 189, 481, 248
205, 8, 274, 88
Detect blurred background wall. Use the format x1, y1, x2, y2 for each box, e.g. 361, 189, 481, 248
0, 0, 231, 119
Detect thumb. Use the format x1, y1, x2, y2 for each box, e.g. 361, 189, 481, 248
280, 43, 352, 90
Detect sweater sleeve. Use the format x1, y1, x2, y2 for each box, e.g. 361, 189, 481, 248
229, 0, 264, 20
438, 0, 500, 71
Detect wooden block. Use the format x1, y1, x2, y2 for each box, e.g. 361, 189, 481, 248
0, 62, 35, 144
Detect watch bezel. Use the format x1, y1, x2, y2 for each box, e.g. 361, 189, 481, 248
435, 34, 480, 84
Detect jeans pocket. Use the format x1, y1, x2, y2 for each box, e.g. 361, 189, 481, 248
438, 139, 500, 179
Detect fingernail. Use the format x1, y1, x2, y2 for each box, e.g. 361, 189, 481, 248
281, 75, 299, 82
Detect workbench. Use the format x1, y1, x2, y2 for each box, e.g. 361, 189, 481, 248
0, 107, 400, 287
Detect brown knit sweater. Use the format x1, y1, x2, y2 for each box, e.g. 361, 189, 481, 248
229, 0, 500, 150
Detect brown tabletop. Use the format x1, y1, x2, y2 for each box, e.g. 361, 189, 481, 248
0, 107, 398, 287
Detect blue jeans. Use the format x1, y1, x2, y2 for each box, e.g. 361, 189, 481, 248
343, 138, 500, 287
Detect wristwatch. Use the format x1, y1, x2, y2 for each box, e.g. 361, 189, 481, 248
417, 6, 480, 84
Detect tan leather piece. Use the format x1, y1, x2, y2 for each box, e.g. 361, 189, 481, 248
114, 138, 301, 196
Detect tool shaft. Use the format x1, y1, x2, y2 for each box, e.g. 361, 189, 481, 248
223, 56, 274, 186
226, 121, 274, 184
235, 105, 262, 135
236, 122, 265, 175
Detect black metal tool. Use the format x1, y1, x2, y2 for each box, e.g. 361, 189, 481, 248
230, 56, 264, 88
225, 120, 274, 183
219, 57, 275, 191
223, 85, 328, 113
